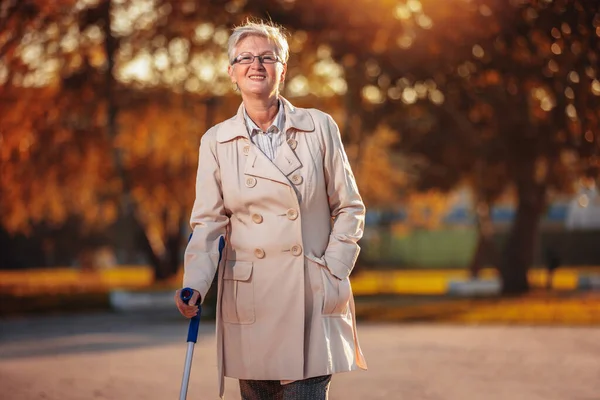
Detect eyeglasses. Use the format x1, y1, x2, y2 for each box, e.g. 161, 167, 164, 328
231, 52, 281, 65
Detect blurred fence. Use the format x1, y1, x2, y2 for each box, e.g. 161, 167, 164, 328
360, 227, 600, 269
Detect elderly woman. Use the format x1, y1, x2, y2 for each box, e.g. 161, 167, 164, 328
175, 20, 367, 399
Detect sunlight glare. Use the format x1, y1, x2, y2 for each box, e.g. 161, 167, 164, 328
407, 0, 422, 13
429, 90, 445, 104
60, 26, 80, 53
169, 38, 190, 64
317, 45, 332, 59
20, 43, 43, 66
154, 49, 169, 71
568, 71, 579, 83
185, 77, 201, 92
213, 28, 229, 46
288, 75, 310, 97
547, 59, 559, 73
402, 87, 417, 104
314, 59, 343, 78
394, 5, 411, 20
330, 78, 348, 95
585, 130, 594, 143
388, 87, 402, 100
416, 14, 433, 29
591, 79, 600, 95
540, 97, 554, 111
414, 82, 428, 99
565, 104, 577, 120
194, 23, 214, 44
119, 52, 153, 82
198, 64, 216, 82
83, 25, 104, 43
362, 85, 385, 104
564, 87, 575, 100
397, 35, 414, 49
472, 45, 484, 58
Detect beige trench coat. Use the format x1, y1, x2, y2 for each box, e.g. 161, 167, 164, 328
183, 97, 367, 397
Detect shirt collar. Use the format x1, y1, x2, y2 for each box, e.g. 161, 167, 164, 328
215, 97, 315, 143
243, 100, 286, 135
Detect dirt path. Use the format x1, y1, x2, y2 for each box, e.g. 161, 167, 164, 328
1, 312, 598, 399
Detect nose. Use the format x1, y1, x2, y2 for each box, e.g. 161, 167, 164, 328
252, 57, 263, 64
250, 58, 265, 69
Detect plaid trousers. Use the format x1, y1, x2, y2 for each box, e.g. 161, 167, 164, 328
239, 375, 332, 400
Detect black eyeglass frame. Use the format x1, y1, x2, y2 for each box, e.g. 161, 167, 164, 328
230, 52, 283, 65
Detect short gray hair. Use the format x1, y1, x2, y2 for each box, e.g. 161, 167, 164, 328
228, 20, 289, 64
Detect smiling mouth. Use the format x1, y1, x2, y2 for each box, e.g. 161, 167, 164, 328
249, 76, 266, 81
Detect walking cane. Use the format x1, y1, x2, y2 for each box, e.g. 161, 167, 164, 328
179, 286, 201, 400
178, 236, 225, 400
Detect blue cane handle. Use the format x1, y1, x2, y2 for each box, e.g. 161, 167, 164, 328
180, 287, 201, 343
180, 235, 225, 344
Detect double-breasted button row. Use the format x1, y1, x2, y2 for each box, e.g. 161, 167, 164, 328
254, 248, 265, 259
290, 244, 303, 256
245, 177, 257, 187
252, 213, 263, 224
286, 209, 298, 220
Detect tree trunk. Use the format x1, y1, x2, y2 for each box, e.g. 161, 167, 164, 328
134, 216, 183, 282
469, 237, 485, 279
468, 202, 495, 279
155, 222, 184, 281
499, 185, 545, 295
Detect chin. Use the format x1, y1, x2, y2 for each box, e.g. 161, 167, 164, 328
246, 87, 273, 96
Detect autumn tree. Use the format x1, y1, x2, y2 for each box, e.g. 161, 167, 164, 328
392, 0, 600, 293
1, 0, 407, 279
252, 0, 600, 293
1, 0, 240, 277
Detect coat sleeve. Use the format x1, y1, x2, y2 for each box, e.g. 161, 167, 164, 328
183, 129, 229, 302
322, 114, 366, 280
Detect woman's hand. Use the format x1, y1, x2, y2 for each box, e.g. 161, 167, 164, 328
174, 288, 201, 318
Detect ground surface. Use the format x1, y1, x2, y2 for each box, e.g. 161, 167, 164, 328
1, 311, 599, 400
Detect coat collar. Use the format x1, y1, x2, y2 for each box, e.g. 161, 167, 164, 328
216, 96, 315, 143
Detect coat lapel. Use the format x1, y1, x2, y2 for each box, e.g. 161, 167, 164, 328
271, 140, 302, 177
218, 97, 314, 186
245, 146, 291, 186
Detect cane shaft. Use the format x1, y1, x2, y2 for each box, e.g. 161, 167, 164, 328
179, 342, 196, 400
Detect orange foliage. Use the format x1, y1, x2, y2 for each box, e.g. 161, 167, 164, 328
349, 125, 408, 207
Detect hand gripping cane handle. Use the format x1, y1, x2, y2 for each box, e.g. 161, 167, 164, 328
180, 287, 201, 343
179, 236, 225, 400
179, 287, 200, 400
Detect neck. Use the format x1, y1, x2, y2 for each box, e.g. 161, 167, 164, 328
242, 94, 280, 131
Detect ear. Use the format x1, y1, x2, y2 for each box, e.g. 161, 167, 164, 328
228, 64, 235, 83
280, 63, 287, 83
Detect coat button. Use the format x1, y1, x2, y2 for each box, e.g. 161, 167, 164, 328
252, 213, 263, 224
290, 245, 302, 256
287, 138, 297, 150
254, 248, 265, 259
243, 145, 250, 155
286, 209, 298, 220
291, 174, 303, 185
245, 177, 257, 187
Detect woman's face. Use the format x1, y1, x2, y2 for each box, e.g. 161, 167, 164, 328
228, 35, 286, 99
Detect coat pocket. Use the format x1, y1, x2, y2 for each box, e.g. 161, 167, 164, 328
221, 260, 255, 324
318, 261, 351, 316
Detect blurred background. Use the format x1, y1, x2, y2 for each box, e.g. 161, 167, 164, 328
1, 0, 600, 316
1, 1, 600, 399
